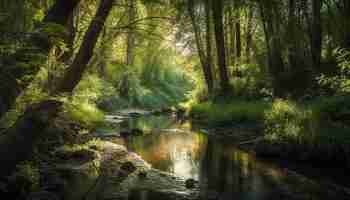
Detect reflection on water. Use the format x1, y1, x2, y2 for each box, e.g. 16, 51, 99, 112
108, 115, 350, 200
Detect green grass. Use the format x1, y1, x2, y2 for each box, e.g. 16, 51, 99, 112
260, 97, 350, 166
63, 100, 105, 128
189, 97, 350, 167
188, 100, 271, 126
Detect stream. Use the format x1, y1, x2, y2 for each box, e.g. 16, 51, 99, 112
95, 113, 350, 200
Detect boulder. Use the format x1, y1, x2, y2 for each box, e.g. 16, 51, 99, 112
120, 131, 131, 137
138, 170, 147, 179
131, 128, 143, 136
120, 161, 137, 174
185, 178, 197, 189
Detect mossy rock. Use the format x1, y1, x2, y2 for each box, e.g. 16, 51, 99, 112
55, 148, 98, 162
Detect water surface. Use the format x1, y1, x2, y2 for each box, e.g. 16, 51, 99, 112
102, 115, 350, 200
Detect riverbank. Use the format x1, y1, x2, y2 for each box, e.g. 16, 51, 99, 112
187, 97, 350, 169
56, 140, 199, 200
3, 103, 349, 200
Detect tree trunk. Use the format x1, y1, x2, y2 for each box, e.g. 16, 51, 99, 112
288, 0, 297, 69
225, 11, 231, 67
235, 17, 241, 61
204, 0, 214, 94
54, 0, 115, 94
126, 0, 136, 66
212, 0, 230, 94
245, 7, 254, 63
43, 0, 80, 26
0, 0, 81, 119
259, 0, 285, 97
188, 0, 214, 94
60, 10, 77, 62
311, 0, 322, 69
0, 0, 115, 177
342, 0, 350, 49
228, 7, 236, 66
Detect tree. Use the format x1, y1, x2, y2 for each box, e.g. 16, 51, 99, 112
258, 0, 285, 97
204, 0, 214, 94
212, 0, 230, 94
0, 0, 115, 177
126, 0, 136, 66
0, 0, 81, 119
188, 0, 214, 94
311, 0, 322, 69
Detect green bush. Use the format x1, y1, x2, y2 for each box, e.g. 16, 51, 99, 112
261, 98, 350, 166
230, 64, 271, 99
317, 48, 350, 95
99, 50, 194, 110
264, 99, 318, 144
8, 162, 40, 196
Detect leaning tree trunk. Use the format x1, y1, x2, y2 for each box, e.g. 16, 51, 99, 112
0, 0, 81, 119
212, 0, 230, 94
54, 0, 114, 94
0, 0, 115, 177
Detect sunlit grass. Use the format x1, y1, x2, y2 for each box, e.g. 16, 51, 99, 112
188, 100, 270, 126
63, 100, 104, 128
262, 97, 350, 164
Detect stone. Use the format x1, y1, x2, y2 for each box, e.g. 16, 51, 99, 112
120, 131, 131, 137
120, 161, 137, 174
90, 145, 98, 150
131, 128, 143, 136
138, 170, 147, 179
185, 178, 197, 189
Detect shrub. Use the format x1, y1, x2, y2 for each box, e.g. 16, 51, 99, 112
317, 48, 350, 95
264, 99, 318, 144
99, 54, 194, 110
8, 162, 40, 196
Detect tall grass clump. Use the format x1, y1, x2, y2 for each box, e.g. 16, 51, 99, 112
259, 98, 350, 166
189, 100, 270, 126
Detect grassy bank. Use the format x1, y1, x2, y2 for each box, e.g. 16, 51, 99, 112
258, 97, 350, 167
188, 100, 270, 126
188, 96, 350, 167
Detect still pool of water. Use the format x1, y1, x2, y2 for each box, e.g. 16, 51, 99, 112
101, 115, 350, 200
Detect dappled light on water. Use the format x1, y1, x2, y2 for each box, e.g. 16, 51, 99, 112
107, 115, 349, 200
